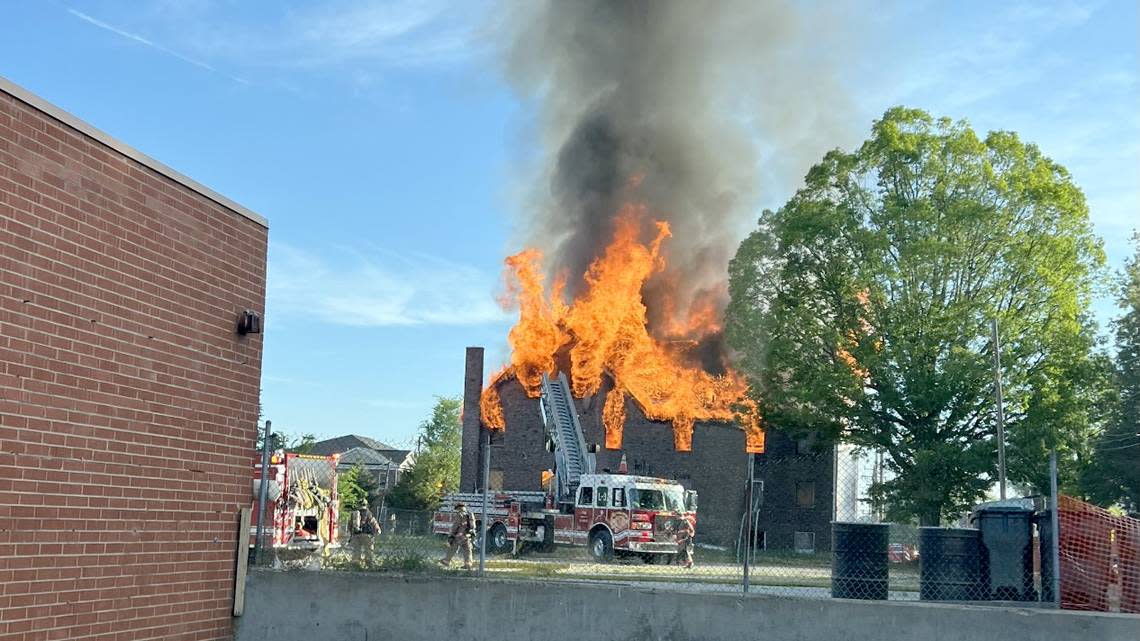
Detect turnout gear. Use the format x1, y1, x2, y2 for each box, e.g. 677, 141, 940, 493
348, 508, 381, 567
676, 518, 695, 569
441, 504, 475, 570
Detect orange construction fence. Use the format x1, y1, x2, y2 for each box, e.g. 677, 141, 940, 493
1057, 495, 1139, 613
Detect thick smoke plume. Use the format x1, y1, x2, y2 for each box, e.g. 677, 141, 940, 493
501, 0, 854, 352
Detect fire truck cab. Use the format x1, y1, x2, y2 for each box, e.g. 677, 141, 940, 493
571, 472, 697, 562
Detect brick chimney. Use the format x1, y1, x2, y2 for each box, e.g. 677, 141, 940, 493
460, 346, 484, 491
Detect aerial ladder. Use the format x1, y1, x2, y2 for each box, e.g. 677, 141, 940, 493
540, 372, 595, 506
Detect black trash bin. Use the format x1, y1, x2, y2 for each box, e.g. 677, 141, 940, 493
974, 506, 1036, 601
832, 522, 889, 600
919, 527, 984, 601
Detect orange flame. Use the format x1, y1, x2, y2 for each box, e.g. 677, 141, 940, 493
602, 385, 627, 449
836, 289, 878, 380
502, 250, 565, 396
480, 368, 508, 432
484, 203, 763, 452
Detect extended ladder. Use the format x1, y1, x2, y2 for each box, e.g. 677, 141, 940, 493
540, 372, 595, 503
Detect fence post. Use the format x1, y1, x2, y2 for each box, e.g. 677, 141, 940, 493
743, 452, 754, 593
479, 429, 490, 577
254, 420, 272, 566
1049, 449, 1061, 607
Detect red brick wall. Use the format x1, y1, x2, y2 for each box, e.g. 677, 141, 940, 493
0, 86, 267, 640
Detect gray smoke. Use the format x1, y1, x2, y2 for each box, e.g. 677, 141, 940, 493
501, 0, 857, 340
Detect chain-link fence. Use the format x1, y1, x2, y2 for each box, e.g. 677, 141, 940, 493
247, 450, 1138, 614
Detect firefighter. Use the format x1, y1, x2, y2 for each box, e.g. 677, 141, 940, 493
349, 507, 381, 567
440, 502, 475, 570
676, 517, 695, 569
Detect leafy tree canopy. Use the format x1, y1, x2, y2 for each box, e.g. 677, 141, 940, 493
727, 107, 1105, 525
256, 424, 316, 454
386, 397, 462, 511
1084, 234, 1140, 512
337, 465, 368, 520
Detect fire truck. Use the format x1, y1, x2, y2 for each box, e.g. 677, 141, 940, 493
252, 450, 340, 549
433, 373, 697, 562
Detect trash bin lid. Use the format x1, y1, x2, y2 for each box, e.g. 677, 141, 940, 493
973, 498, 1035, 512
975, 505, 1034, 513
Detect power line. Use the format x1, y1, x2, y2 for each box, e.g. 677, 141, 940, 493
1096, 432, 1140, 443
1097, 442, 1140, 453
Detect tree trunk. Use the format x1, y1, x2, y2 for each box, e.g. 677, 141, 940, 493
919, 507, 942, 527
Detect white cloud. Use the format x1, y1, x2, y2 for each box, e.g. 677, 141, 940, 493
272, 0, 486, 68
143, 0, 487, 71
267, 242, 510, 327
63, 1, 487, 87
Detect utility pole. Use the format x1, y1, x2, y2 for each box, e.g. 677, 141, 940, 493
743, 452, 754, 593
1049, 450, 1061, 607
478, 430, 490, 577
991, 319, 1007, 500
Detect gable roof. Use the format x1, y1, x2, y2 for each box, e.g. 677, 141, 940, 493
338, 447, 396, 467
308, 434, 397, 456
377, 449, 413, 466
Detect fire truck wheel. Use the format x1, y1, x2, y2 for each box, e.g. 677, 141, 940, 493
488, 523, 510, 555
588, 529, 613, 562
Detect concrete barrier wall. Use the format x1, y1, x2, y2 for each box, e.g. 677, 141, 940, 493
236, 569, 1139, 641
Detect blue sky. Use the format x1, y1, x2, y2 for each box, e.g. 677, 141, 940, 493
3, 1, 1137, 449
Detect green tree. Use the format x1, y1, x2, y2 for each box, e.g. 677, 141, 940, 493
727, 107, 1104, 525
256, 424, 317, 454
1008, 338, 1115, 496
386, 397, 462, 511
1085, 234, 1140, 512
337, 464, 368, 520
356, 465, 383, 510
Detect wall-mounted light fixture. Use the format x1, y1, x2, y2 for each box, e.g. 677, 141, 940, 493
237, 309, 262, 335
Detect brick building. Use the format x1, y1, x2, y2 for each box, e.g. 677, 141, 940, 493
459, 347, 834, 550
0, 77, 267, 640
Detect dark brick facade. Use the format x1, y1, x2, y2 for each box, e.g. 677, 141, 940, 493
461, 349, 835, 549
0, 79, 266, 640
752, 433, 836, 553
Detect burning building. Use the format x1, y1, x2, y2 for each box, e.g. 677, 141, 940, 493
460, 345, 835, 550
458, 1, 839, 549
458, 204, 832, 549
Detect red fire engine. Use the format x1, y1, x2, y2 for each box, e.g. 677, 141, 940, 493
433, 372, 698, 562
252, 450, 340, 549
433, 473, 697, 562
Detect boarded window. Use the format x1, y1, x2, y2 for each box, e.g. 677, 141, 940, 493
753, 530, 766, 551
488, 469, 504, 491
794, 531, 816, 553
796, 481, 815, 508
